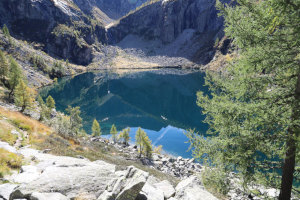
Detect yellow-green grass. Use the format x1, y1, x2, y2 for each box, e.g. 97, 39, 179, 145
0, 148, 22, 178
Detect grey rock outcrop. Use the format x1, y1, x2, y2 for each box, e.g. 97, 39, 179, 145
30, 192, 68, 200
0, 184, 18, 200
154, 180, 175, 199
175, 176, 218, 200
98, 166, 149, 200
9, 149, 116, 200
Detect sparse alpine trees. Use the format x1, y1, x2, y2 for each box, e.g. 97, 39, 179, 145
0, 50, 9, 84
66, 106, 83, 136
136, 127, 147, 157
46, 96, 56, 109
92, 119, 101, 136
119, 128, 130, 146
14, 80, 35, 112
135, 127, 153, 158
8, 57, 22, 100
110, 124, 118, 143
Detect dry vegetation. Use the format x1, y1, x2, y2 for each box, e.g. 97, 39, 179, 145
0, 105, 179, 185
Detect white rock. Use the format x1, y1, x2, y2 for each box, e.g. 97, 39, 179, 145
30, 192, 68, 200
0, 184, 18, 200
0, 141, 17, 154
175, 176, 218, 200
11, 166, 40, 184
139, 182, 164, 200
154, 180, 175, 199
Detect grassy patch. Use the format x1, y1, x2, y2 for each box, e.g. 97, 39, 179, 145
0, 148, 22, 178
0, 123, 17, 145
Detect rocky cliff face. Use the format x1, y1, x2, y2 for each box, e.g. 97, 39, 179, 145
0, 0, 230, 66
108, 0, 228, 44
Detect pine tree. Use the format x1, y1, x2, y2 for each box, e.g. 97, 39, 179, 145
0, 50, 9, 84
142, 135, 152, 159
14, 80, 35, 112
46, 96, 55, 109
37, 95, 44, 106
119, 128, 130, 146
187, 1, 300, 199
66, 106, 83, 135
2, 24, 10, 38
110, 124, 118, 143
135, 127, 146, 157
92, 119, 101, 136
8, 57, 22, 100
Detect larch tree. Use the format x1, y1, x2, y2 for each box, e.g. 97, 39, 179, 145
66, 106, 83, 136
110, 124, 118, 143
135, 127, 147, 157
8, 57, 22, 100
46, 96, 56, 109
92, 119, 101, 136
187, 0, 300, 199
14, 80, 35, 112
0, 50, 9, 84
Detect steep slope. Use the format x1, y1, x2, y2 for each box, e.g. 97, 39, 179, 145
108, 0, 230, 64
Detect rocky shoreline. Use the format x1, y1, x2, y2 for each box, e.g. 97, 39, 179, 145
91, 137, 202, 180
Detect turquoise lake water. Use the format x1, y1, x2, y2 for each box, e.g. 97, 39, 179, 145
40, 69, 208, 158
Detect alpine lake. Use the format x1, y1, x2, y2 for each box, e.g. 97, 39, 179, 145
40, 69, 208, 158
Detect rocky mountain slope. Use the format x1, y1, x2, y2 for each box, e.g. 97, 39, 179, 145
0, 0, 231, 67
107, 0, 230, 65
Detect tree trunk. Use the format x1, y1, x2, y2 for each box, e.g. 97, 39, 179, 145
279, 75, 300, 200
279, 135, 296, 200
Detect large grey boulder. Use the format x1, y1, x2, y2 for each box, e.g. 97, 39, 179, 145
11, 166, 40, 184
154, 180, 175, 199
98, 166, 149, 200
137, 182, 164, 200
10, 159, 116, 200
30, 192, 68, 200
0, 184, 18, 200
175, 176, 218, 200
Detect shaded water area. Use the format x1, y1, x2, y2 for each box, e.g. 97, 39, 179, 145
40, 69, 208, 158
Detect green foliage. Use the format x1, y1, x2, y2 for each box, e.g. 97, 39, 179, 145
119, 128, 130, 145
0, 50, 9, 83
153, 145, 163, 154
66, 106, 83, 136
46, 96, 55, 109
142, 134, 152, 159
201, 167, 230, 196
2, 24, 10, 37
110, 124, 118, 143
14, 80, 35, 112
136, 127, 147, 157
92, 119, 101, 136
30, 56, 51, 73
135, 127, 153, 158
188, 0, 300, 198
37, 95, 44, 106
8, 57, 23, 99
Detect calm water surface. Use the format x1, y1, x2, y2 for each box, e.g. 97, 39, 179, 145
40, 69, 208, 158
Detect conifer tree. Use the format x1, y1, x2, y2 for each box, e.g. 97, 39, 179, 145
14, 80, 35, 112
2, 24, 10, 38
135, 127, 146, 157
0, 50, 9, 83
119, 128, 130, 145
110, 124, 118, 143
188, 1, 300, 199
8, 57, 22, 100
92, 119, 101, 136
46, 96, 55, 109
37, 95, 44, 106
66, 106, 82, 135
142, 135, 152, 159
